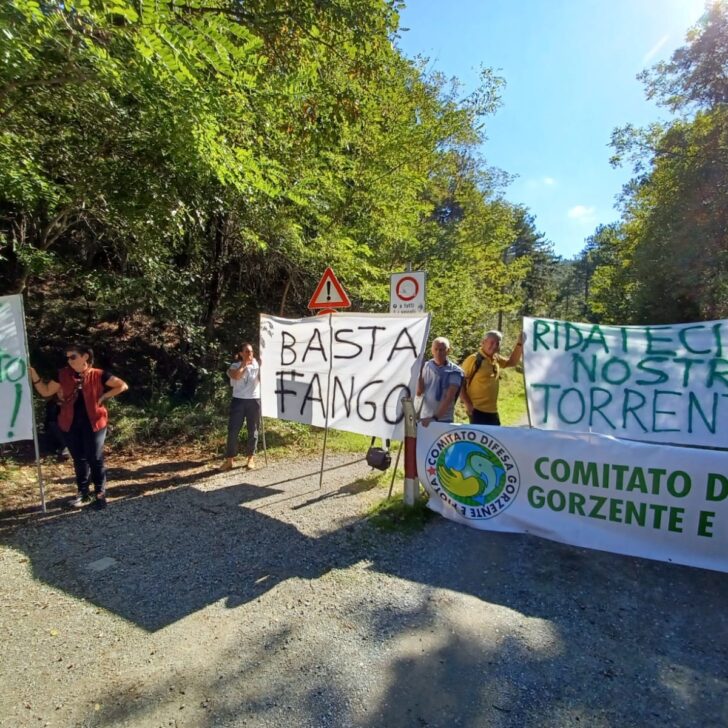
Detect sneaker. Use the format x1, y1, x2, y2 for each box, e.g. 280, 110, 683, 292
245, 456, 256, 471
70, 494, 91, 508
93, 493, 107, 510
220, 458, 234, 472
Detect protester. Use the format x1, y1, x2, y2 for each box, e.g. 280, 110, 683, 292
222, 343, 261, 471
417, 337, 464, 426
29, 344, 128, 509
43, 395, 70, 461
460, 330, 524, 426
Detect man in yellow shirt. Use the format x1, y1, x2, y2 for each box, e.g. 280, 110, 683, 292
460, 330, 523, 426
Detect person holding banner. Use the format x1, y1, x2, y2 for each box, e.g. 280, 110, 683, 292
221, 343, 261, 472
460, 330, 523, 426
417, 337, 464, 425
29, 345, 128, 509
42, 395, 71, 462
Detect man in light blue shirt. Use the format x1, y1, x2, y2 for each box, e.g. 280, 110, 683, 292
417, 337, 464, 425
222, 343, 261, 471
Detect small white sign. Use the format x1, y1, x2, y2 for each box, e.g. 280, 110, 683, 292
390, 271, 426, 314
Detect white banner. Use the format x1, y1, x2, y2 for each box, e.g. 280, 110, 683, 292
523, 316, 728, 448
0, 294, 33, 443
418, 422, 728, 573
260, 313, 430, 440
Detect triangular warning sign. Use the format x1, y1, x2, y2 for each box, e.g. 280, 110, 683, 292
308, 267, 351, 309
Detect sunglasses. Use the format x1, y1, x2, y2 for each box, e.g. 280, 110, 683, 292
66, 354, 80, 361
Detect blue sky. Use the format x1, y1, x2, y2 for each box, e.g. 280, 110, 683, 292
396, 0, 707, 259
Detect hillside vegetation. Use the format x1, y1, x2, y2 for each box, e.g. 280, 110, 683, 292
1, 1, 725, 445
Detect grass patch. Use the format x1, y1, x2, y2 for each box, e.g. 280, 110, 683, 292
0, 461, 23, 483
263, 420, 390, 457
0, 459, 40, 513
109, 395, 401, 460
450, 365, 527, 426
497, 366, 528, 426
110, 396, 228, 451
366, 490, 434, 533
30, 365, 527, 458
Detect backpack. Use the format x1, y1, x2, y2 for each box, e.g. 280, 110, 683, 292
466, 352, 486, 385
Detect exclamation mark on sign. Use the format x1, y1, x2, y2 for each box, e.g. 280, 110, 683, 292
7, 382, 21, 439
326, 281, 331, 301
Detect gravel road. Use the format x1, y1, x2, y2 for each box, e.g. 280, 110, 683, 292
1, 453, 727, 728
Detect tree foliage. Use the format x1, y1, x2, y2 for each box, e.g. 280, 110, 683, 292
638, 1, 728, 112
590, 1, 728, 324
507, 207, 560, 318
0, 0, 544, 396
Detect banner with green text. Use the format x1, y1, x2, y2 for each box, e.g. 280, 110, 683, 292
417, 422, 728, 573
0, 294, 33, 443
523, 316, 728, 448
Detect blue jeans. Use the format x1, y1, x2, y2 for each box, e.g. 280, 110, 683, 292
64, 425, 107, 495
225, 398, 260, 458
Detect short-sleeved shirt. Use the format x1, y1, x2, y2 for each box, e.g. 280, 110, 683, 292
229, 360, 260, 399
419, 359, 464, 422
461, 350, 509, 414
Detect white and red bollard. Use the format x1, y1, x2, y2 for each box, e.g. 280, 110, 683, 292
401, 397, 419, 506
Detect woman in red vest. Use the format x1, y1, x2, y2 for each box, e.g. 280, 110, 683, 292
30, 344, 128, 509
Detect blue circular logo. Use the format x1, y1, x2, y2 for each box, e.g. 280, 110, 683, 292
426, 428, 520, 519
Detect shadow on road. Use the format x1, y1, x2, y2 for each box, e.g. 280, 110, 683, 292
2, 461, 727, 726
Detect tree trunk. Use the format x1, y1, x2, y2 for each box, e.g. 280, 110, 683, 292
279, 276, 291, 316
203, 212, 230, 342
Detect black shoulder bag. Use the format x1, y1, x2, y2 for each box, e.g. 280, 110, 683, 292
366, 436, 392, 471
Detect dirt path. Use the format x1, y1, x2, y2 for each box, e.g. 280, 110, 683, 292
1, 453, 727, 727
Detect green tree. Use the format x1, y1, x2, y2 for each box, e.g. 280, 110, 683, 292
1, 0, 527, 398
596, 1, 728, 323
507, 207, 559, 318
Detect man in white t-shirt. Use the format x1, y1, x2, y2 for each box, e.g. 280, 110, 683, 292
417, 337, 464, 425
221, 343, 261, 471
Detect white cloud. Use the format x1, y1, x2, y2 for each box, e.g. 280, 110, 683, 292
643, 34, 670, 64
567, 205, 596, 223
525, 176, 557, 189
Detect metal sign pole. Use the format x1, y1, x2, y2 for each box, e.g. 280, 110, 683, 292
318, 313, 335, 489
20, 297, 46, 512
31, 407, 46, 513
